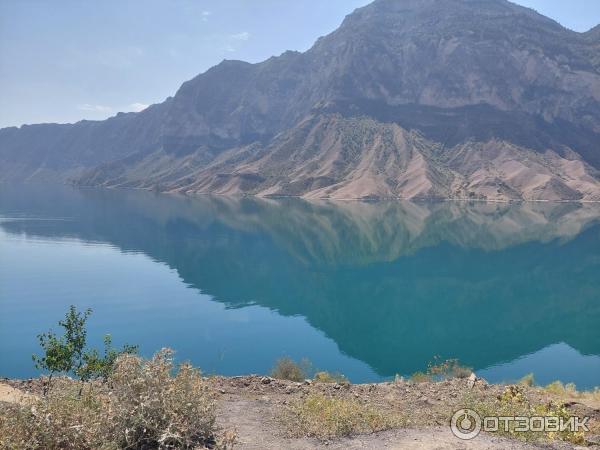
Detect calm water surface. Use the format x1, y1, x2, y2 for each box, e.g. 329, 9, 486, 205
1, 184, 599, 388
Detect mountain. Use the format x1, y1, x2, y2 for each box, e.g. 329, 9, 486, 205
2, 0, 600, 201
586, 24, 600, 40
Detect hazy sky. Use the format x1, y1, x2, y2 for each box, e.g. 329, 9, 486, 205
1, 0, 598, 128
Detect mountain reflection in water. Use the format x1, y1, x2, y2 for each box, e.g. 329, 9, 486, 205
1, 184, 599, 388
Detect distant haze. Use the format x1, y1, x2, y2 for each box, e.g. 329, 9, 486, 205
0, 0, 598, 128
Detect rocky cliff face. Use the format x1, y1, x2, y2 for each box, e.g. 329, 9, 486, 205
2, 0, 600, 201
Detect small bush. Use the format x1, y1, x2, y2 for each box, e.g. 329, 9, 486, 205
271, 357, 311, 382
543, 382, 600, 411
410, 371, 431, 383
108, 349, 218, 449
32, 306, 91, 393
285, 393, 403, 439
427, 357, 472, 380
313, 371, 349, 384
518, 373, 535, 387
78, 334, 138, 383
0, 349, 233, 450
32, 306, 137, 394
450, 364, 473, 379
0, 380, 111, 450
544, 380, 577, 397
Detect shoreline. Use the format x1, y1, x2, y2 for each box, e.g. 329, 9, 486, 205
8, 179, 594, 204
2, 374, 599, 449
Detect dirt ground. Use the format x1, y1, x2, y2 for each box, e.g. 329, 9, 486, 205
209, 375, 599, 449
2, 375, 599, 449
0, 383, 35, 405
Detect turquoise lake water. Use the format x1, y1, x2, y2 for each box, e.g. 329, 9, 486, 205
1, 184, 599, 388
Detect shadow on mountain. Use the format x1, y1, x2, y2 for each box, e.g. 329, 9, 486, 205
1, 183, 599, 377
324, 100, 600, 167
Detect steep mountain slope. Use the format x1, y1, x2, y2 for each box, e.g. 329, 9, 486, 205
1, 0, 600, 200
0, 102, 170, 182
81, 113, 600, 200
587, 24, 600, 40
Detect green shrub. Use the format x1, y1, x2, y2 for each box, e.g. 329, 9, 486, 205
32, 306, 137, 394
78, 334, 138, 383
32, 306, 91, 393
271, 357, 311, 382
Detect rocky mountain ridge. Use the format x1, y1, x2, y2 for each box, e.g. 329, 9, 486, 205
1, 0, 600, 201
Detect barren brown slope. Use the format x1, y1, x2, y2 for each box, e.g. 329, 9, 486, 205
79, 114, 600, 201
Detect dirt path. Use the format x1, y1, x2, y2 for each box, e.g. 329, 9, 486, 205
216, 396, 555, 449
210, 376, 593, 449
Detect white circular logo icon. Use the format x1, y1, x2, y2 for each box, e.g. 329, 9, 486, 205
451, 409, 482, 440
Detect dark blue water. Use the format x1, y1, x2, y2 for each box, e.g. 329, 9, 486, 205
1, 184, 599, 389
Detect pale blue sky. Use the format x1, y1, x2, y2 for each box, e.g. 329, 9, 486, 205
0, 0, 598, 128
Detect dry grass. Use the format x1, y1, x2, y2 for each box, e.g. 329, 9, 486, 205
0, 380, 112, 450
313, 371, 349, 385
462, 385, 587, 445
411, 358, 472, 383
410, 371, 431, 383
543, 380, 600, 402
0, 349, 235, 450
271, 357, 310, 382
284, 393, 404, 439
108, 349, 221, 448
427, 357, 472, 380
518, 373, 535, 387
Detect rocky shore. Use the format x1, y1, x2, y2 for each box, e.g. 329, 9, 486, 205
2, 374, 599, 449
